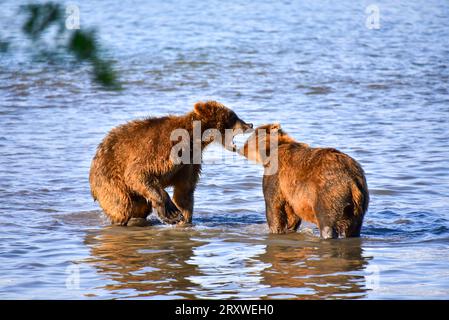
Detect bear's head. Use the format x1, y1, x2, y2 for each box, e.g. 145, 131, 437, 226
193, 100, 253, 151
238, 123, 286, 164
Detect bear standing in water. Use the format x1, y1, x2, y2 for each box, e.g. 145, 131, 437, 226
239, 124, 369, 239
89, 101, 252, 226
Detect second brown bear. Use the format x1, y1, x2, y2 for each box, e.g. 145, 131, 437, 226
239, 124, 369, 239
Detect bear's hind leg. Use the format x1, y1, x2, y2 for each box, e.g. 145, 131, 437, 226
127, 195, 152, 227
314, 199, 339, 239
338, 203, 363, 238
319, 225, 338, 239
96, 188, 134, 226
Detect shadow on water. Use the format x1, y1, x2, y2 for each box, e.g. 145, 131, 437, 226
82, 222, 372, 299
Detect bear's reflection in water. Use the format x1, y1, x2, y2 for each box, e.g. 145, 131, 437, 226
259, 235, 370, 299
84, 224, 371, 299
84, 224, 204, 298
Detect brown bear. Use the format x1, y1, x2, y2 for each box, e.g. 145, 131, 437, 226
239, 124, 369, 239
89, 101, 252, 226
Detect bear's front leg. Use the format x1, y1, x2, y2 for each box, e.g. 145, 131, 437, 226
263, 174, 288, 234
265, 200, 289, 234
285, 203, 302, 232
171, 164, 200, 225
155, 190, 184, 224
126, 172, 183, 224
173, 186, 194, 225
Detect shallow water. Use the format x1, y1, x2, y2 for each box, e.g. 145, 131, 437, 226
1, 0, 449, 299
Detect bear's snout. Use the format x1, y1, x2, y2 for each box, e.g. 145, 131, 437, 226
234, 119, 253, 131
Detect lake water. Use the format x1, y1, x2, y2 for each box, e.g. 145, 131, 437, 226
1, 0, 449, 299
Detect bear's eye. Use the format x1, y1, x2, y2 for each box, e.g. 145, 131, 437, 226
229, 113, 238, 123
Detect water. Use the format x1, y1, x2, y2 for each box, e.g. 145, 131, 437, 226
1, 0, 449, 299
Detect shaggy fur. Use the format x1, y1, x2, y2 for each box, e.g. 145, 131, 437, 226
89, 101, 252, 226
239, 124, 369, 239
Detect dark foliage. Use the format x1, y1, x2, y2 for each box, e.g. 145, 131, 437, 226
20, 2, 120, 89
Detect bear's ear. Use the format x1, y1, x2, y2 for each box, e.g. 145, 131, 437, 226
194, 101, 205, 114
194, 101, 215, 118
270, 123, 281, 130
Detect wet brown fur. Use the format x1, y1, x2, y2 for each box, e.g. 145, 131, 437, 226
89, 101, 252, 226
240, 124, 369, 238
